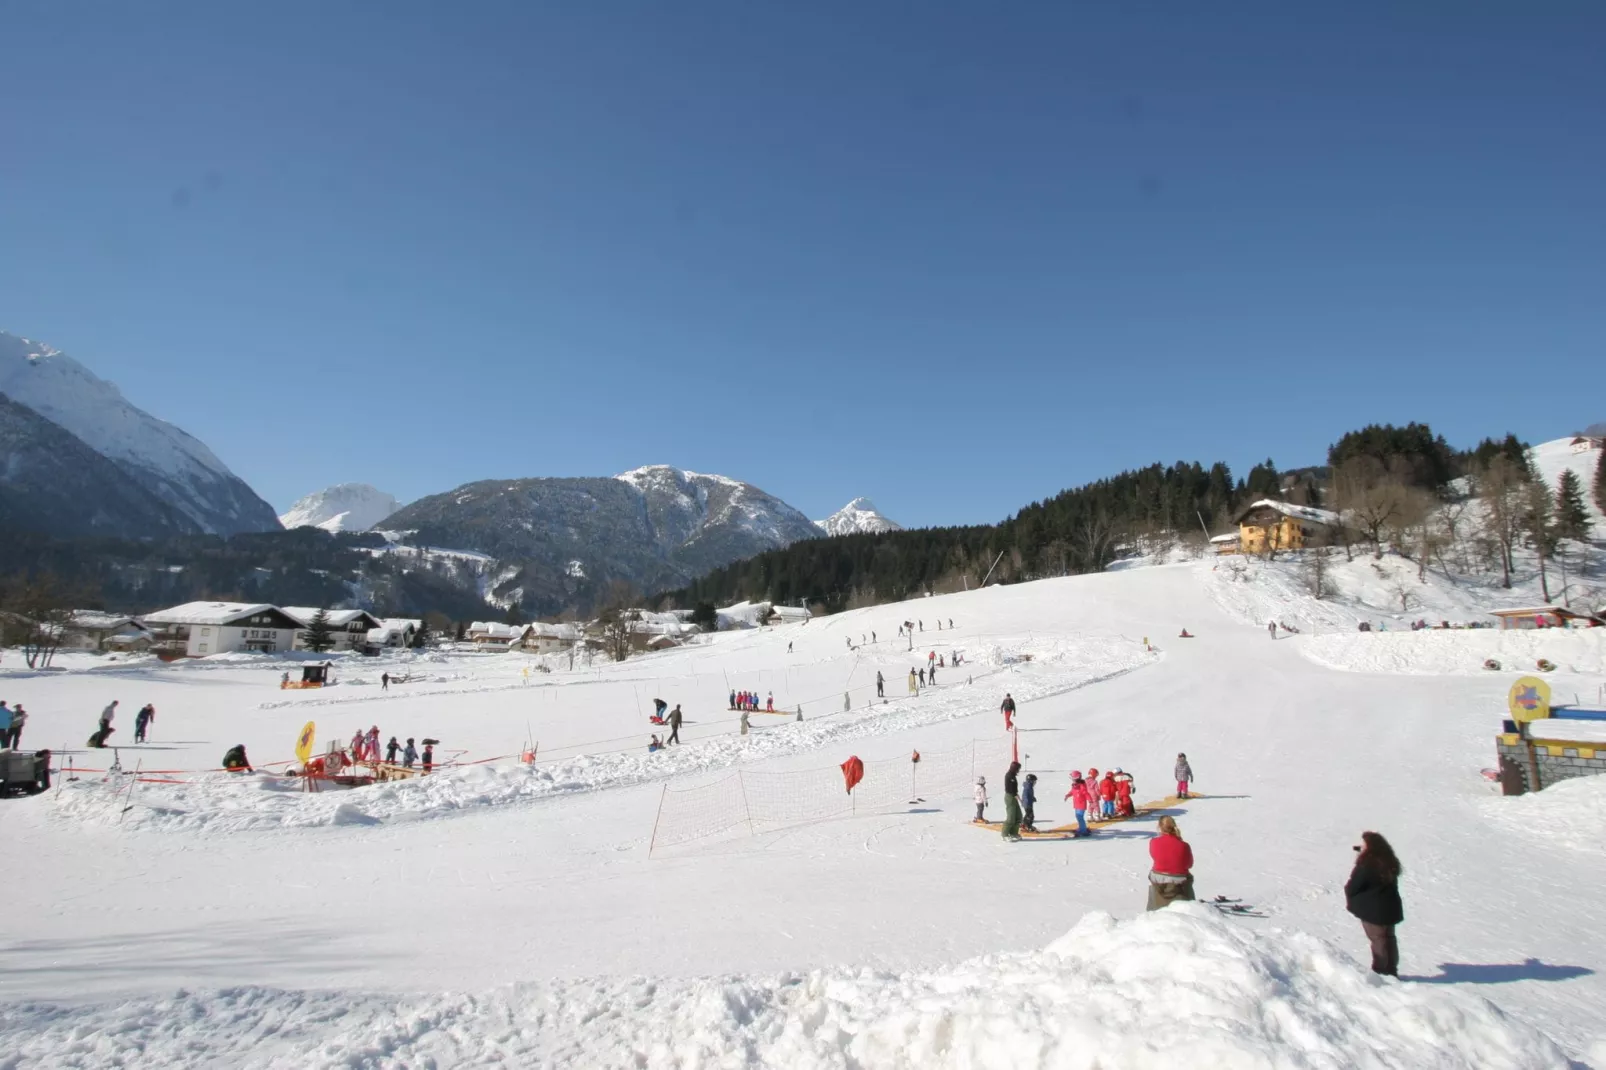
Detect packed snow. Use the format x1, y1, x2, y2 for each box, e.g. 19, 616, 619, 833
4, 559, 1606, 1065
278, 482, 402, 532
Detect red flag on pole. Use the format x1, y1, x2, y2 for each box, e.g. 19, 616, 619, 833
840, 755, 865, 794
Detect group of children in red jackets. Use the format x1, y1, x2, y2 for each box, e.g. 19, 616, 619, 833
1061, 766, 1136, 836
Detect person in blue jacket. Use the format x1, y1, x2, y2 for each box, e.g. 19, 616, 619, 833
1021, 773, 1039, 832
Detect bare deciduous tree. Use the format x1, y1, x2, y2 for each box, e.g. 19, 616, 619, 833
1474, 457, 1526, 589
2, 574, 81, 669
1301, 547, 1336, 600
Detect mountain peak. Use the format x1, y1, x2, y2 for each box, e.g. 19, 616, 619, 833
280, 483, 402, 533
816, 498, 902, 536
0, 330, 282, 535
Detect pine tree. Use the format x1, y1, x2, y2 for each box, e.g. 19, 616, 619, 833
304, 608, 336, 653
1555, 469, 1590, 541
1595, 450, 1606, 517
412, 617, 431, 648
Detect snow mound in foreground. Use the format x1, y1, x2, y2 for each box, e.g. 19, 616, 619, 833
1481, 773, 1606, 852
0, 906, 1566, 1069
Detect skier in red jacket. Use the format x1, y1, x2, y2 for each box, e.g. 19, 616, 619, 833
1099, 771, 1118, 819
1113, 768, 1135, 817
1063, 771, 1091, 837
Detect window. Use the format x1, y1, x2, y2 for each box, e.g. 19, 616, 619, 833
198, 642, 209, 653
201, 627, 212, 636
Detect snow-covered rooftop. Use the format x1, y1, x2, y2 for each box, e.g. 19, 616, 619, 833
1235, 499, 1342, 527
142, 602, 284, 625
280, 607, 379, 628
67, 611, 147, 631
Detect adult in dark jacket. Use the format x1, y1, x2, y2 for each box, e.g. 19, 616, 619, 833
1344, 831, 1404, 976
1021, 773, 1038, 832
1001, 762, 1023, 841
222, 744, 252, 772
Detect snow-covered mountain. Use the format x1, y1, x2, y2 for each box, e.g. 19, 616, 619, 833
380, 465, 823, 615
0, 331, 281, 535
280, 483, 401, 533
815, 497, 902, 536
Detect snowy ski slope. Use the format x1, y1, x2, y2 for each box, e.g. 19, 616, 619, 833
2, 561, 1604, 1067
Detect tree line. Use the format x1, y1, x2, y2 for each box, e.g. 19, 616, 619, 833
660, 422, 1600, 614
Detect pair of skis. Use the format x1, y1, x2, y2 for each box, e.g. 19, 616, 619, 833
1210, 895, 1268, 918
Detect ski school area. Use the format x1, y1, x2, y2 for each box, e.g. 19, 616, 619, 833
3, 560, 1606, 1067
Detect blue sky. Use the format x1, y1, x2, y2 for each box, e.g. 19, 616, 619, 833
3, 2, 1602, 528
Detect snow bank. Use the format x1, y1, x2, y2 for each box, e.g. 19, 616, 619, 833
1481, 773, 1606, 853
1300, 630, 1606, 677
0, 906, 1566, 1069
48, 637, 1155, 834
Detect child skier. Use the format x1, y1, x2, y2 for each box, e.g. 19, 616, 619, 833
403, 738, 418, 768
1175, 753, 1194, 799
1022, 773, 1039, 832
1099, 771, 1118, 819
386, 736, 401, 764
421, 742, 434, 774
1113, 768, 1135, 817
973, 776, 988, 822
1064, 772, 1090, 837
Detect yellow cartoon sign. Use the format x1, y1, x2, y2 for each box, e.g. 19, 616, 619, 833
295, 720, 317, 764
1507, 677, 1550, 723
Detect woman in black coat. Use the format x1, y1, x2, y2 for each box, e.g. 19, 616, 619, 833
1344, 831, 1404, 976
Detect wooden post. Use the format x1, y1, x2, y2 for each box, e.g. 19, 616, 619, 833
647, 784, 668, 858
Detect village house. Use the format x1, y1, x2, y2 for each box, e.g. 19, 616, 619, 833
282, 608, 386, 652
467, 621, 525, 647
60, 611, 154, 652
142, 602, 305, 657
368, 618, 423, 648
1569, 435, 1602, 454
1233, 499, 1344, 555
519, 622, 583, 653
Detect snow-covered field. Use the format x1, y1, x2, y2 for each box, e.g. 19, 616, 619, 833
4, 560, 1606, 1067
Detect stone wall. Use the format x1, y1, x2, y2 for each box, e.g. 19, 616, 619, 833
1495, 732, 1606, 794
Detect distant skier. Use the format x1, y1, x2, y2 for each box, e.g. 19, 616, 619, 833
1001, 762, 1023, 841
421, 742, 434, 774
766, 691, 773, 712
973, 776, 988, 822
948, 619, 953, 629
918, 667, 926, 686
871, 631, 876, 643
1175, 753, 1194, 799
728, 690, 736, 710
788, 642, 793, 653
133, 703, 155, 743
1000, 693, 1016, 731
403, 738, 418, 768
386, 736, 400, 764
876, 671, 884, 698
1021, 773, 1039, 832
1099, 770, 1117, 818
1267, 620, 1276, 640
929, 664, 937, 684
222, 744, 253, 772
667, 704, 683, 745
1113, 768, 1135, 817
100, 700, 118, 733
382, 671, 390, 691
367, 726, 380, 760
919, 620, 923, 632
